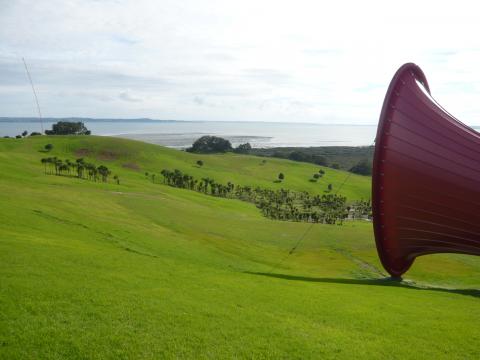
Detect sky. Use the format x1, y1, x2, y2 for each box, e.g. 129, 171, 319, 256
1, 0, 480, 124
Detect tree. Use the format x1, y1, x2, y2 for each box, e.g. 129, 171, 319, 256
160, 169, 169, 183
196, 160, 204, 167
75, 158, 85, 178
45, 121, 91, 135
77, 163, 85, 178
319, 169, 325, 175
97, 165, 110, 182
15, 135, 22, 139
113, 175, 120, 185
312, 155, 327, 166
288, 151, 308, 162
278, 173, 285, 181
331, 163, 340, 169
186, 136, 232, 153
328, 184, 333, 191
22, 130, 28, 137
45, 144, 53, 152
349, 158, 372, 176
313, 173, 320, 179
40, 158, 48, 174
30, 132, 42, 136
59, 163, 69, 175
234, 143, 252, 154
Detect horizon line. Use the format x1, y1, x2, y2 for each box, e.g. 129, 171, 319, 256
1, 116, 480, 128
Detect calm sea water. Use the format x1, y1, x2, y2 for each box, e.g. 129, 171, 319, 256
0, 120, 379, 148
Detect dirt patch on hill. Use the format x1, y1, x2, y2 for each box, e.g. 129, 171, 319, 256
122, 162, 140, 171
74, 148, 92, 157
98, 150, 118, 161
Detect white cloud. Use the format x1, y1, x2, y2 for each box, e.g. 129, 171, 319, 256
1, 0, 480, 124
118, 90, 142, 103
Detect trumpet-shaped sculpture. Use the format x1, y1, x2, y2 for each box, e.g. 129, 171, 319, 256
373, 63, 480, 277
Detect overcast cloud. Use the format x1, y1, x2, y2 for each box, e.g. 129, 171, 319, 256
1, 0, 480, 124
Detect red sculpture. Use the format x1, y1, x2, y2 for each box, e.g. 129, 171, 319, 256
372, 63, 480, 277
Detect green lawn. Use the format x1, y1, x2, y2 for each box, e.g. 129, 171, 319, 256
0, 136, 479, 359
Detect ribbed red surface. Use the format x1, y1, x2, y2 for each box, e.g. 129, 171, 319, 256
372, 63, 480, 277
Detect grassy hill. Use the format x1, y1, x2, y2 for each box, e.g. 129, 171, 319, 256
1, 136, 479, 359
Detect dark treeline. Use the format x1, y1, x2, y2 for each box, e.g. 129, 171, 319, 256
148, 169, 371, 224
183, 136, 372, 175
250, 146, 374, 175
40, 157, 119, 184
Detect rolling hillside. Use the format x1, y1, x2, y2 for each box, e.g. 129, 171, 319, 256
1, 136, 479, 359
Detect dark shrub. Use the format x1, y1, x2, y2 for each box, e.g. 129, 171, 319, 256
45, 121, 91, 135
312, 155, 328, 166
187, 136, 232, 153
349, 159, 372, 176
288, 151, 308, 162
234, 143, 252, 154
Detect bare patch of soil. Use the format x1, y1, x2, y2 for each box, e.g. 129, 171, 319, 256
122, 162, 140, 171
74, 148, 92, 157
98, 150, 118, 161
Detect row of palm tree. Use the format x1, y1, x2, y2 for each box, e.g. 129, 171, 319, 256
149, 168, 371, 225
40, 157, 119, 184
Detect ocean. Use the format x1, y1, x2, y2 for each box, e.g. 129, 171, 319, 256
0, 120, 379, 148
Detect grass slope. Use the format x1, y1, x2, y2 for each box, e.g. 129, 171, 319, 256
0, 136, 479, 359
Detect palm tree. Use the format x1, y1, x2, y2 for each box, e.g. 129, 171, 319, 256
92, 167, 98, 182
66, 159, 73, 176
160, 169, 168, 184
97, 165, 110, 182
85, 163, 96, 181
45, 157, 54, 174
59, 163, 69, 175
53, 158, 61, 175
77, 163, 85, 178
40, 158, 47, 174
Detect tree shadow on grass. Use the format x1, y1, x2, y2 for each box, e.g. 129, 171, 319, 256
245, 271, 480, 298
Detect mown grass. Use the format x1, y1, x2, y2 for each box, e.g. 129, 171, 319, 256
0, 136, 479, 359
